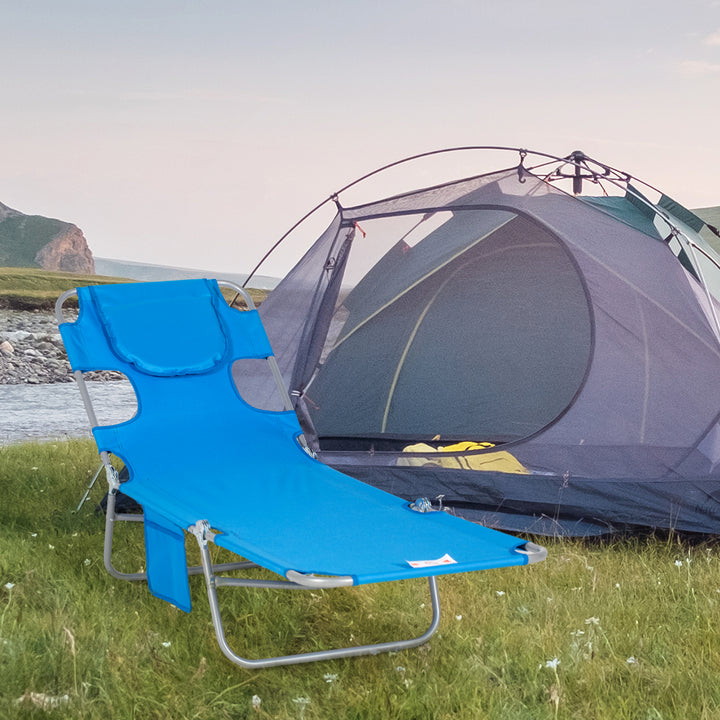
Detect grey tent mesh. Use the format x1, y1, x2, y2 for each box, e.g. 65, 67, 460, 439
238, 153, 720, 535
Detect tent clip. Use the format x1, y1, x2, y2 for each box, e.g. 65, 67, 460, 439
410, 496, 445, 513
410, 497, 434, 513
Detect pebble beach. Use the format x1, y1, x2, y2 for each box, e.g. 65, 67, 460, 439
1, 308, 137, 444
0, 309, 121, 384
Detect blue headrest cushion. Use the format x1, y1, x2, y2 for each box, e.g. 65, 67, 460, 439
88, 279, 228, 376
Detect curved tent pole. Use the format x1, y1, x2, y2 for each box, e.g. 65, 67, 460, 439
519, 148, 720, 346
666, 226, 720, 343
242, 195, 340, 288
241, 146, 659, 286
242, 146, 564, 287
562, 161, 720, 345
242, 145, 719, 340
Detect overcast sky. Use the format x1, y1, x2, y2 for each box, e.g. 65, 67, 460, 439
2, 1, 719, 277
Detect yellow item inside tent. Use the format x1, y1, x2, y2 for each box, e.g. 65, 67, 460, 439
398, 441, 530, 475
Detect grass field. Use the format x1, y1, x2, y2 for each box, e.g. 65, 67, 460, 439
0, 267, 267, 310
0, 268, 126, 310
2, 440, 720, 719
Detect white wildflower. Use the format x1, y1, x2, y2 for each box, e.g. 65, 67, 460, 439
585, 617, 600, 625
615, 583, 620, 589
496, 590, 506, 596
48, 544, 55, 550
16, 692, 70, 710
570, 629, 585, 637
396, 665, 406, 673
251, 695, 261, 710
674, 560, 683, 567
63, 627, 76, 656
4, 582, 15, 590
626, 656, 638, 664
292, 696, 311, 719
161, 641, 171, 648
84, 559, 91, 566
323, 673, 338, 683
455, 614, 463, 621
30, 533, 37, 538
544, 657, 560, 669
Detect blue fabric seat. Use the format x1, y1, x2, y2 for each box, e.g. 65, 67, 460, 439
58, 278, 545, 668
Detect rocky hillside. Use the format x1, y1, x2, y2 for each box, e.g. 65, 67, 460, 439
0, 201, 94, 274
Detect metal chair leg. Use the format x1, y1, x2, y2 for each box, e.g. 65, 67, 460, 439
192, 523, 442, 668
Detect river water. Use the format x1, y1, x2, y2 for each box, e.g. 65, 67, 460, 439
1, 381, 138, 446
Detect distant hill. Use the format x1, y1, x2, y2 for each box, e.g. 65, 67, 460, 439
0, 201, 94, 273
94, 257, 279, 290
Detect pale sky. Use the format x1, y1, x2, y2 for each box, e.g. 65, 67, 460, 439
2, 1, 719, 278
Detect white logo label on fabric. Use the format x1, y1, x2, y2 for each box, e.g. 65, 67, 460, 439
407, 553, 457, 568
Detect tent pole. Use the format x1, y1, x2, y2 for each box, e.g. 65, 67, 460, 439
675, 230, 720, 344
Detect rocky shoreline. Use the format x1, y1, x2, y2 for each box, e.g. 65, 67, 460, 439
0, 309, 121, 384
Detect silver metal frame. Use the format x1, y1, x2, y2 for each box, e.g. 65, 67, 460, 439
188, 520, 442, 668
514, 541, 548, 563
185, 525, 544, 668
56, 281, 456, 666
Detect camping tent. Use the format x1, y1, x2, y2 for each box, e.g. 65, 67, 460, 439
239, 148, 720, 535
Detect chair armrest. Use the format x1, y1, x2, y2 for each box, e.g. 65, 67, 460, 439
514, 541, 547, 564
285, 570, 354, 588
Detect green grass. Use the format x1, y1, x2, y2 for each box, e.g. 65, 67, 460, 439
0, 267, 267, 310
2, 440, 720, 719
0, 267, 127, 310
